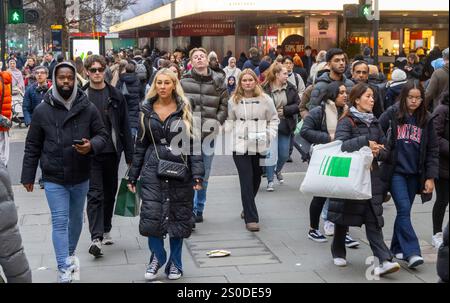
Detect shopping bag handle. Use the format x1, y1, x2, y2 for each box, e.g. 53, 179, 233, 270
124, 166, 131, 180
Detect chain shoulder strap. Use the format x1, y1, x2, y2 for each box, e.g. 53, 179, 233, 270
147, 115, 188, 166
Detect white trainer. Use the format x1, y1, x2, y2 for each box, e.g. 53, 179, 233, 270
266, 182, 275, 192
374, 261, 401, 276
67, 256, 80, 281
324, 220, 335, 236
432, 232, 443, 249
408, 255, 424, 268
333, 258, 347, 267
103, 232, 114, 245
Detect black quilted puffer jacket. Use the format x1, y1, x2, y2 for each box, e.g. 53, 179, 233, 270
128, 96, 204, 238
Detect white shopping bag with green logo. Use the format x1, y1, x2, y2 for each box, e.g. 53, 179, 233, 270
300, 140, 373, 200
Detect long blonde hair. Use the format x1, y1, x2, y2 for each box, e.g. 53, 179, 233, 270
232, 68, 264, 103
141, 68, 194, 139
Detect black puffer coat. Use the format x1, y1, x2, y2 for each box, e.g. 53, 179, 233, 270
128, 97, 204, 238
181, 68, 228, 139
432, 97, 449, 179
116, 72, 144, 130
327, 111, 389, 228
21, 89, 108, 185
300, 103, 331, 144
378, 105, 440, 197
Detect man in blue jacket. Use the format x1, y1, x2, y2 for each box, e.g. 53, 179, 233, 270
22, 66, 51, 127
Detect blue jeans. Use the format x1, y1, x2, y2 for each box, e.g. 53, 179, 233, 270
44, 180, 89, 270
390, 173, 421, 259
266, 133, 291, 183
193, 144, 214, 215
148, 237, 183, 274
321, 199, 330, 220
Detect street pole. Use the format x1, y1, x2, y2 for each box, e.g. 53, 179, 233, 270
373, 19, 379, 65
0, 0, 6, 71
373, 0, 379, 65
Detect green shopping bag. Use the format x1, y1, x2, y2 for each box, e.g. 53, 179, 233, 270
114, 178, 141, 217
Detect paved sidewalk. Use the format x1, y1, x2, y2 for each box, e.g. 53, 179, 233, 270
13, 173, 447, 283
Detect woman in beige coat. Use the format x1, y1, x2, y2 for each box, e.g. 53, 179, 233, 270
226, 69, 279, 231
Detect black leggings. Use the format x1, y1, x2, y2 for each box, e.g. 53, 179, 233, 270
309, 196, 327, 230
433, 178, 449, 235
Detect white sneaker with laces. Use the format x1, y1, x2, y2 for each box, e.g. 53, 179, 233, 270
66, 256, 80, 280
324, 221, 335, 236
88, 239, 103, 257
57, 268, 72, 283
266, 182, 275, 192
144, 255, 161, 281
432, 232, 443, 248
374, 261, 400, 276
408, 255, 424, 268
103, 232, 114, 245
333, 258, 347, 267
167, 263, 182, 280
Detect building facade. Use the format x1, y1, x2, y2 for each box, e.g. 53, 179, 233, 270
110, 0, 449, 60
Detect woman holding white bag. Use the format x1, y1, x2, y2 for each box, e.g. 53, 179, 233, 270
301, 81, 358, 247
328, 82, 400, 277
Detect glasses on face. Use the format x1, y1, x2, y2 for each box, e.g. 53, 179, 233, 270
355, 70, 368, 75
407, 95, 423, 102
89, 67, 105, 73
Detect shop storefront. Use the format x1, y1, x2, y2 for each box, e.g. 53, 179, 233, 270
346, 13, 449, 56
110, 0, 448, 59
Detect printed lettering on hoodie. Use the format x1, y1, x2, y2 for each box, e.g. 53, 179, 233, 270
397, 124, 422, 144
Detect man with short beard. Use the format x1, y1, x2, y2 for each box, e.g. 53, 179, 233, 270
81, 55, 134, 257
309, 48, 354, 110
21, 61, 108, 282
350, 60, 384, 118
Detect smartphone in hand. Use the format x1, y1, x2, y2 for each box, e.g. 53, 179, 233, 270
73, 139, 84, 145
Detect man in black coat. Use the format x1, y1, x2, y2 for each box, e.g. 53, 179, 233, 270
42, 51, 57, 80
21, 62, 108, 282
301, 46, 316, 77
82, 55, 134, 257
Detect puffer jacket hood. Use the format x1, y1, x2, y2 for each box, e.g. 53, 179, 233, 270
51, 62, 79, 109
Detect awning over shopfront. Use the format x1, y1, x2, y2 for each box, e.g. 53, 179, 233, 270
110, 0, 449, 33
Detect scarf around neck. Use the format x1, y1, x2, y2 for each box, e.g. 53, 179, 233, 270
350, 106, 375, 127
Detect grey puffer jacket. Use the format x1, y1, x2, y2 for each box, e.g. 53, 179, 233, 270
181, 68, 228, 139
0, 164, 32, 283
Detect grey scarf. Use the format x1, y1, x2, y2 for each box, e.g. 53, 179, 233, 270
350, 106, 375, 127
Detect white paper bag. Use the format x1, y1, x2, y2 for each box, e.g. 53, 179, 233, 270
300, 140, 373, 200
